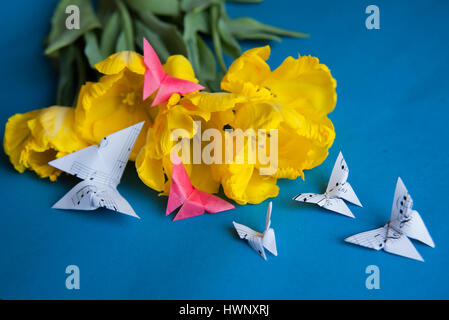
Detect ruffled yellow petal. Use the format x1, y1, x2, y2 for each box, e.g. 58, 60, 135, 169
74, 70, 152, 160
135, 147, 165, 192
186, 162, 221, 194
4, 106, 88, 181
233, 101, 282, 131
263, 55, 337, 117
183, 92, 246, 113
221, 46, 273, 100
163, 55, 199, 83
243, 171, 279, 204
4, 109, 41, 173
94, 51, 145, 75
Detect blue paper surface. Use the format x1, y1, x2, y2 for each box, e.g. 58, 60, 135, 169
0, 0, 448, 299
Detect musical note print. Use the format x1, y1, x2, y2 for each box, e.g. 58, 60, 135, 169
293, 152, 362, 218
345, 177, 435, 262
48, 122, 144, 218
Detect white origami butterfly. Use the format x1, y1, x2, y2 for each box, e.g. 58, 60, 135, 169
345, 177, 435, 261
233, 202, 278, 260
293, 152, 362, 218
48, 122, 144, 218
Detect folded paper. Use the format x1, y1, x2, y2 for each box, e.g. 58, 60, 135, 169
292, 151, 362, 218
143, 38, 204, 106
233, 202, 278, 260
48, 122, 144, 218
345, 177, 435, 261
166, 153, 235, 220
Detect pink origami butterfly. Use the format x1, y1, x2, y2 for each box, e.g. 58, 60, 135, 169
166, 154, 235, 221
142, 38, 205, 106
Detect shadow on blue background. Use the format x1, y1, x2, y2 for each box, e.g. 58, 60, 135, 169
0, 0, 448, 299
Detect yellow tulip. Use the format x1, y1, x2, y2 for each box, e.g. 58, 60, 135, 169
3, 106, 88, 181
74, 51, 201, 161
222, 45, 337, 180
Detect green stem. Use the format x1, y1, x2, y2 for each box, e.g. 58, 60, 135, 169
116, 0, 135, 51
210, 5, 227, 73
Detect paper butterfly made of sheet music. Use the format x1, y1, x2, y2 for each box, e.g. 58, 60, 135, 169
233, 202, 278, 260
292, 151, 362, 218
345, 177, 434, 261
143, 38, 205, 106
48, 122, 144, 218
166, 153, 235, 221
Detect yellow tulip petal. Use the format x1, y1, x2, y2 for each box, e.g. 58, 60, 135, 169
135, 146, 165, 192
4, 109, 41, 173
233, 102, 282, 131
75, 70, 151, 161
221, 46, 272, 98
244, 171, 279, 204
183, 92, 246, 113
163, 55, 199, 83
4, 106, 88, 181
94, 51, 146, 75
264, 55, 337, 117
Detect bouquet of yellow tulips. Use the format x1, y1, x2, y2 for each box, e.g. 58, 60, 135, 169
3, 1, 337, 206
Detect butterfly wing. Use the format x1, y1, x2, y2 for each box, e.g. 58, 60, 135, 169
52, 180, 139, 218
48, 145, 99, 180
166, 154, 194, 216
197, 190, 235, 214
293, 193, 326, 204
326, 151, 349, 193
395, 209, 435, 248
321, 198, 355, 218
49, 122, 144, 187
384, 228, 424, 262
233, 221, 266, 260
345, 226, 388, 251
97, 122, 144, 185
172, 193, 205, 221
388, 177, 434, 247
152, 74, 204, 106
327, 182, 362, 207
143, 38, 167, 100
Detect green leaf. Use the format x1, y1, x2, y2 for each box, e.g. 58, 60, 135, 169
210, 4, 227, 72
234, 32, 282, 41
135, 20, 170, 61
196, 35, 217, 84
74, 45, 87, 104
45, 0, 101, 56
134, 10, 188, 57
181, 0, 218, 12
100, 11, 120, 57
125, 0, 180, 17
116, 0, 135, 51
56, 46, 76, 105
217, 17, 241, 58
115, 31, 128, 52
227, 17, 308, 39
183, 11, 210, 76
84, 32, 104, 68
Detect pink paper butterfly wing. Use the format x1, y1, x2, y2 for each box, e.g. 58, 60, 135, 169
151, 74, 205, 106
143, 38, 167, 100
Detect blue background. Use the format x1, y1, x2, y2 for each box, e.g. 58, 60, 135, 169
1, 0, 448, 299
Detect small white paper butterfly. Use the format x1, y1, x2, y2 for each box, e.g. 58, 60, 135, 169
233, 202, 277, 260
293, 151, 362, 218
345, 177, 434, 261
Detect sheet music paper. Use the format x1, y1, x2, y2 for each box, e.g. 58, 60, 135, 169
233, 202, 278, 260
48, 122, 144, 218
292, 151, 362, 218
345, 177, 435, 261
